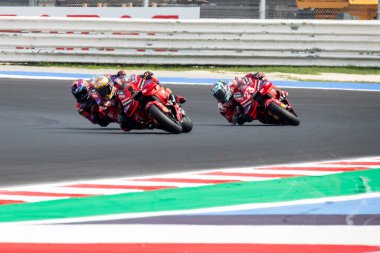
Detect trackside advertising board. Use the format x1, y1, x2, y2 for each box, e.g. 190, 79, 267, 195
0, 7, 200, 19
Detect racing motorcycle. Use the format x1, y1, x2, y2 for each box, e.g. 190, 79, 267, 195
233, 80, 300, 126
121, 77, 193, 134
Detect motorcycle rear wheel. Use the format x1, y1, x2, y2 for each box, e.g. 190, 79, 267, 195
268, 103, 300, 126
181, 116, 193, 133
148, 104, 182, 134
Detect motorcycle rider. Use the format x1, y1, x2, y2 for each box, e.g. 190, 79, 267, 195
70, 79, 113, 127
90, 74, 146, 132
125, 71, 187, 105
211, 72, 288, 125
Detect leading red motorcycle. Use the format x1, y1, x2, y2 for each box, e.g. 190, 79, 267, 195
120, 75, 193, 134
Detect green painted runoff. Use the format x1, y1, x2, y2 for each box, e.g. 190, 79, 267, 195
0, 168, 379, 222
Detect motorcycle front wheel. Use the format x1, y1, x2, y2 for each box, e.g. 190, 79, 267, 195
148, 104, 182, 134
181, 115, 193, 133
268, 102, 300, 126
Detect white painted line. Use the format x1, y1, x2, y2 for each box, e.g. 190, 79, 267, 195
134, 174, 274, 181
0, 195, 61, 202
11, 186, 140, 195
200, 169, 337, 176
0, 74, 77, 80
119, 180, 206, 187
1, 74, 380, 91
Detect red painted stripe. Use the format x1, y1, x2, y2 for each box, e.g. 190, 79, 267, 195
133, 178, 240, 184
0, 191, 94, 198
199, 171, 301, 178
256, 166, 369, 172
0, 30, 21, 33
321, 161, 380, 166
64, 184, 176, 191
152, 15, 179, 19
0, 200, 25, 205
0, 243, 379, 253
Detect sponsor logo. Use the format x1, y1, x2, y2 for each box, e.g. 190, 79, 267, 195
234, 92, 242, 98
122, 99, 132, 106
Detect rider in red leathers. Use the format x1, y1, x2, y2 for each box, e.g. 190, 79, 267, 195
124, 71, 187, 104
90, 74, 147, 132
120, 71, 187, 129
211, 72, 288, 125
89, 71, 186, 131
70, 79, 113, 127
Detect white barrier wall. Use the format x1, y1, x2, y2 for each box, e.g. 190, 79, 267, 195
0, 17, 379, 67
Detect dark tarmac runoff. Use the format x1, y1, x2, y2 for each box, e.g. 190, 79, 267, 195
0, 78, 379, 186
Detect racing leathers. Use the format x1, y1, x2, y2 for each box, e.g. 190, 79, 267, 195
218, 72, 288, 125
75, 96, 113, 127
90, 74, 147, 132
72, 80, 113, 127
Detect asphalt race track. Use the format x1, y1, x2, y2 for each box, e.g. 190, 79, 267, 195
0, 78, 379, 187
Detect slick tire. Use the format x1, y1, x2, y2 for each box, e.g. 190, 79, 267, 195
148, 104, 182, 134
181, 116, 193, 133
268, 102, 300, 126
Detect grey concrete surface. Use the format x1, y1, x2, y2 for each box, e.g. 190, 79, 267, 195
0, 78, 379, 186
65, 215, 380, 226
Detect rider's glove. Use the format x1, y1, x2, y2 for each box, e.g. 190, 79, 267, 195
253, 72, 265, 80
140, 71, 153, 80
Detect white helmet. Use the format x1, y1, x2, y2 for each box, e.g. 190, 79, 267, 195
211, 81, 232, 103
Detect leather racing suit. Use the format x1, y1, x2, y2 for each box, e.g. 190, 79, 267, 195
218, 73, 288, 125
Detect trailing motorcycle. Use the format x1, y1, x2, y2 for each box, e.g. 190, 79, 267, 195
233, 80, 300, 126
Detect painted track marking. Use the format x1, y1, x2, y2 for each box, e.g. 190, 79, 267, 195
0, 156, 379, 205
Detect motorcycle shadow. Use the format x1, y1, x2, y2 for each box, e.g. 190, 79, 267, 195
198, 123, 281, 127
121, 131, 172, 135
60, 127, 172, 135
63, 127, 121, 131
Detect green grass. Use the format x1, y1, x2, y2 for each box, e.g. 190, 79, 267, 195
25, 63, 380, 75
